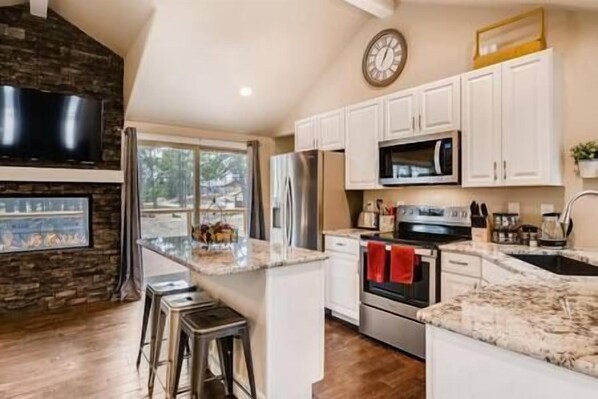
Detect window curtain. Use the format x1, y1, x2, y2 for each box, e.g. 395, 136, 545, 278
114, 127, 143, 301
247, 140, 266, 240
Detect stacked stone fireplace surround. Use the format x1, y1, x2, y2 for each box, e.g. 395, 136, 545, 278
0, 5, 124, 313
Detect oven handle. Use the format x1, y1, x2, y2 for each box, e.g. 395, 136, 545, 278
434, 140, 443, 175
359, 241, 437, 257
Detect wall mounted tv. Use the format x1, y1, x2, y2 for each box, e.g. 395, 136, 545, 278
0, 85, 104, 163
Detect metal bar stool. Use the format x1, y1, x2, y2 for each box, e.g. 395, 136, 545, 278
148, 291, 217, 397
173, 306, 257, 399
136, 279, 197, 369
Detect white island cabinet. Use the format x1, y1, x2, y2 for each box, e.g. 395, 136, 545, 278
139, 237, 327, 399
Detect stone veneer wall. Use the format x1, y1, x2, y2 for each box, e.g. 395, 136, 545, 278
0, 6, 124, 312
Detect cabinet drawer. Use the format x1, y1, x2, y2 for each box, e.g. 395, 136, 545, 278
441, 252, 481, 278
325, 235, 359, 255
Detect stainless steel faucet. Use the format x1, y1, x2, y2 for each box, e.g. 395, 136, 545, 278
559, 190, 598, 239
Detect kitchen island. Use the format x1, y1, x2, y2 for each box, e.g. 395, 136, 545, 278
418, 242, 598, 399
139, 236, 328, 399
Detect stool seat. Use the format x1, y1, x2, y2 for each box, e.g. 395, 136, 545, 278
162, 291, 215, 310
148, 280, 195, 294
183, 306, 247, 334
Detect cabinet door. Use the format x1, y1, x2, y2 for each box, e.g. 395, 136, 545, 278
384, 88, 418, 140
294, 117, 317, 152
461, 66, 502, 187
345, 98, 383, 190
419, 76, 461, 135
441, 272, 479, 302
502, 50, 556, 186
325, 252, 360, 324
318, 108, 345, 151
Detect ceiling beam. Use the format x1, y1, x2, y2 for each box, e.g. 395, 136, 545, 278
343, 0, 395, 18
29, 0, 48, 18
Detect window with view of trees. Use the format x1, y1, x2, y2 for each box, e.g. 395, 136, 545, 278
138, 141, 247, 239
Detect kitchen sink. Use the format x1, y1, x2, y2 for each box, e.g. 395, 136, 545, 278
509, 254, 598, 277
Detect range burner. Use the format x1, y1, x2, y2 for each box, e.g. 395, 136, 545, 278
361, 205, 472, 247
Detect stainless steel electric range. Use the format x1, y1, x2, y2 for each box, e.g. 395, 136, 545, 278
359, 205, 471, 359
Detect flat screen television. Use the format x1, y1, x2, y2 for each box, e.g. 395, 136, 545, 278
0, 85, 103, 163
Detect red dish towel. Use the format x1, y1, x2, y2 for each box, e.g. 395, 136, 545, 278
367, 241, 387, 283
390, 245, 418, 285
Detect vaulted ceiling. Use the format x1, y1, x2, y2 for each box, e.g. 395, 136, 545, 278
2, 0, 598, 135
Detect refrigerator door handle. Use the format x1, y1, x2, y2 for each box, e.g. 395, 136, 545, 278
285, 176, 294, 246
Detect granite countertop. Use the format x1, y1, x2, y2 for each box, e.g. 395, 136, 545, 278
440, 241, 598, 282
418, 240, 598, 379
138, 236, 328, 276
418, 281, 598, 379
323, 228, 377, 240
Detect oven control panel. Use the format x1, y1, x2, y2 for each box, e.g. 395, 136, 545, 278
397, 205, 471, 227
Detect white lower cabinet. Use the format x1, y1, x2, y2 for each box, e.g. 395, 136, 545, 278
324, 236, 360, 325
441, 252, 516, 302
441, 272, 479, 302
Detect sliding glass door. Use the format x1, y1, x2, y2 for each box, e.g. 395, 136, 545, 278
138, 140, 247, 238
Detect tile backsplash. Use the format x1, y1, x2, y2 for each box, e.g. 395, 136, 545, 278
363, 186, 565, 227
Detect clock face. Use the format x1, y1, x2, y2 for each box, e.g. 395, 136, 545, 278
362, 29, 408, 87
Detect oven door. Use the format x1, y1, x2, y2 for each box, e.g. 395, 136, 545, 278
379, 131, 460, 186
359, 242, 438, 320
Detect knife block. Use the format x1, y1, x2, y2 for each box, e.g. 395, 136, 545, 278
472, 225, 491, 243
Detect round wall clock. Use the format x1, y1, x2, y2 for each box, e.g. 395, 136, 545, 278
362, 29, 408, 87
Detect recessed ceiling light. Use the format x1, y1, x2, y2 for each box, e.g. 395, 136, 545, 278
239, 87, 253, 97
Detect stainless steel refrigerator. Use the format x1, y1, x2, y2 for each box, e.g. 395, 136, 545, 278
270, 150, 362, 251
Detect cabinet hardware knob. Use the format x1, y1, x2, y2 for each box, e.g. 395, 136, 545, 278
503, 160, 507, 180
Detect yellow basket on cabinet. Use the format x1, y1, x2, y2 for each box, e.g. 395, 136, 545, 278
474, 8, 546, 69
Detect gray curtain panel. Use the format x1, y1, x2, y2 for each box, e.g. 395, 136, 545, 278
114, 127, 143, 301
247, 140, 266, 240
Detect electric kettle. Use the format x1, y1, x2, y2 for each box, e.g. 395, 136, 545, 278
538, 212, 573, 249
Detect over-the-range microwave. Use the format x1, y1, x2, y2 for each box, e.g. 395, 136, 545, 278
378, 131, 460, 186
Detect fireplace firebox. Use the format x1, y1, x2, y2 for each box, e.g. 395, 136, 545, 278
0, 196, 92, 254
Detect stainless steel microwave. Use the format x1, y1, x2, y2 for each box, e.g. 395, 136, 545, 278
378, 131, 460, 186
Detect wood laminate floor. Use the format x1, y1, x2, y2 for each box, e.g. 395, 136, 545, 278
0, 301, 425, 399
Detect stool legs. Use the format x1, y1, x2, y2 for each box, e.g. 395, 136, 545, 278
189, 337, 210, 399
240, 327, 257, 399
136, 294, 153, 368
173, 329, 188, 399
166, 312, 183, 398
148, 308, 167, 394
218, 337, 234, 396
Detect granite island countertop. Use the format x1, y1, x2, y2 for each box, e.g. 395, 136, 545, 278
418, 241, 598, 379
139, 236, 328, 276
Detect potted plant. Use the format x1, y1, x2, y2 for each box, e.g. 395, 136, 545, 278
571, 140, 598, 178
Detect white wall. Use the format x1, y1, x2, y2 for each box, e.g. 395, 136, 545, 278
278, 4, 598, 249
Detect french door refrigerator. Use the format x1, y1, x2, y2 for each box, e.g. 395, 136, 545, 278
270, 150, 361, 251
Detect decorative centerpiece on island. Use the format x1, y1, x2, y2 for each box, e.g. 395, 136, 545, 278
191, 199, 238, 253
571, 140, 598, 178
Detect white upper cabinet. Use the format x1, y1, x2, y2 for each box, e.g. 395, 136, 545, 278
317, 108, 345, 151
419, 76, 461, 135
462, 65, 502, 187
294, 117, 318, 152
461, 49, 562, 188
502, 49, 561, 186
382, 76, 461, 141
384, 88, 418, 140
345, 98, 383, 190
294, 108, 345, 152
